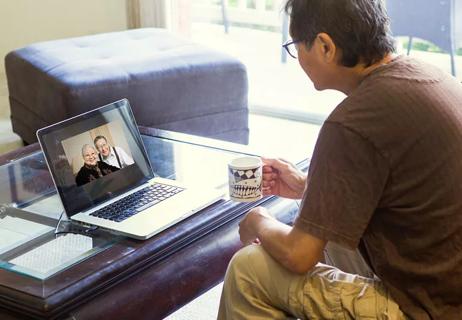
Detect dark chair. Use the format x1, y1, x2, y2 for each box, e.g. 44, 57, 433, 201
386, 0, 457, 76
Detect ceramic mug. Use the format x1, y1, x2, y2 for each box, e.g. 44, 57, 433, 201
228, 156, 263, 202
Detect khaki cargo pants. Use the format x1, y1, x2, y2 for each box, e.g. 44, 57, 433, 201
218, 245, 407, 320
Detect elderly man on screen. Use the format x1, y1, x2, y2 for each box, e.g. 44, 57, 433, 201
93, 135, 134, 169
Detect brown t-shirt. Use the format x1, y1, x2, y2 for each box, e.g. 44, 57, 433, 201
296, 55, 462, 319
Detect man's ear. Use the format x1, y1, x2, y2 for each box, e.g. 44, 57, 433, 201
315, 32, 337, 63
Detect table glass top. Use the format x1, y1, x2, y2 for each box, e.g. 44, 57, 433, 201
0, 133, 249, 280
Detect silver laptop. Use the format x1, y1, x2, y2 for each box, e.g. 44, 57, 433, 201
36, 99, 224, 240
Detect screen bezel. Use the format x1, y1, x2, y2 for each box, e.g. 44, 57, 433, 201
36, 99, 155, 216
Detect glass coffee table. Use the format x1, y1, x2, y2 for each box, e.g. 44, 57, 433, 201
0, 127, 309, 319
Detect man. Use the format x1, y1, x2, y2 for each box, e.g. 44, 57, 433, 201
93, 135, 134, 169
75, 144, 119, 186
218, 0, 462, 319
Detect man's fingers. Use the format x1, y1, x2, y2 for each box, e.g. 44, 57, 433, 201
262, 157, 279, 167
262, 180, 275, 187
262, 181, 275, 195
263, 157, 294, 172
262, 172, 277, 181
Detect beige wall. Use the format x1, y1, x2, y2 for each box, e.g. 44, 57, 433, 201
0, 0, 128, 74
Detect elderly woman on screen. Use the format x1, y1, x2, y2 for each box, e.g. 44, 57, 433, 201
75, 144, 119, 186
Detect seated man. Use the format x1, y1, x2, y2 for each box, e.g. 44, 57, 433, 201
218, 0, 462, 319
93, 135, 134, 169
75, 144, 119, 186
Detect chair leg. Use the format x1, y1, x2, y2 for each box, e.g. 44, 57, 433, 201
450, 51, 456, 76
281, 12, 289, 63
221, 0, 229, 34
407, 36, 413, 55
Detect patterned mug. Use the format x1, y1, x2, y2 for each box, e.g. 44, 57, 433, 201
228, 156, 262, 202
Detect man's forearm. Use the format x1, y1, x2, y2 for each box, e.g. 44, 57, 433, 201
253, 214, 324, 274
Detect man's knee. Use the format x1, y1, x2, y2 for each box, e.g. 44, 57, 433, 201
226, 245, 273, 286
220, 246, 293, 319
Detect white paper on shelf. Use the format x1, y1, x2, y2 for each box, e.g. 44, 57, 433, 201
10, 234, 93, 274
0, 216, 54, 254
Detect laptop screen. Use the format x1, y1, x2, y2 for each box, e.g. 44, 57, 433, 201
37, 99, 154, 217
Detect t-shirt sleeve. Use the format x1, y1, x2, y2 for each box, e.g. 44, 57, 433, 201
295, 121, 389, 249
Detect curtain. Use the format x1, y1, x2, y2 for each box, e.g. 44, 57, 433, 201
126, 0, 190, 35
126, 0, 168, 29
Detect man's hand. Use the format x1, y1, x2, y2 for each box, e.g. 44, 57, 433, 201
238, 207, 273, 245
262, 158, 306, 199
237, 206, 326, 274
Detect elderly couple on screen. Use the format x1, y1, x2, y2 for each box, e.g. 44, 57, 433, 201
75, 135, 134, 186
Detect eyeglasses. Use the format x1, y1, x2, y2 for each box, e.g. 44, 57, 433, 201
282, 40, 302, 59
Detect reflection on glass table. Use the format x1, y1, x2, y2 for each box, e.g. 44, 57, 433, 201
0, 151, 55, 209
0, 152, 117, 280
0, 205, 115, 280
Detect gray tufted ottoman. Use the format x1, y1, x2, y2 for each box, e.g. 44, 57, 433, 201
5, 28, 249, 144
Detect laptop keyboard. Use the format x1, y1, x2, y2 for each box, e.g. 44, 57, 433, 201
90, 184, 184, 222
